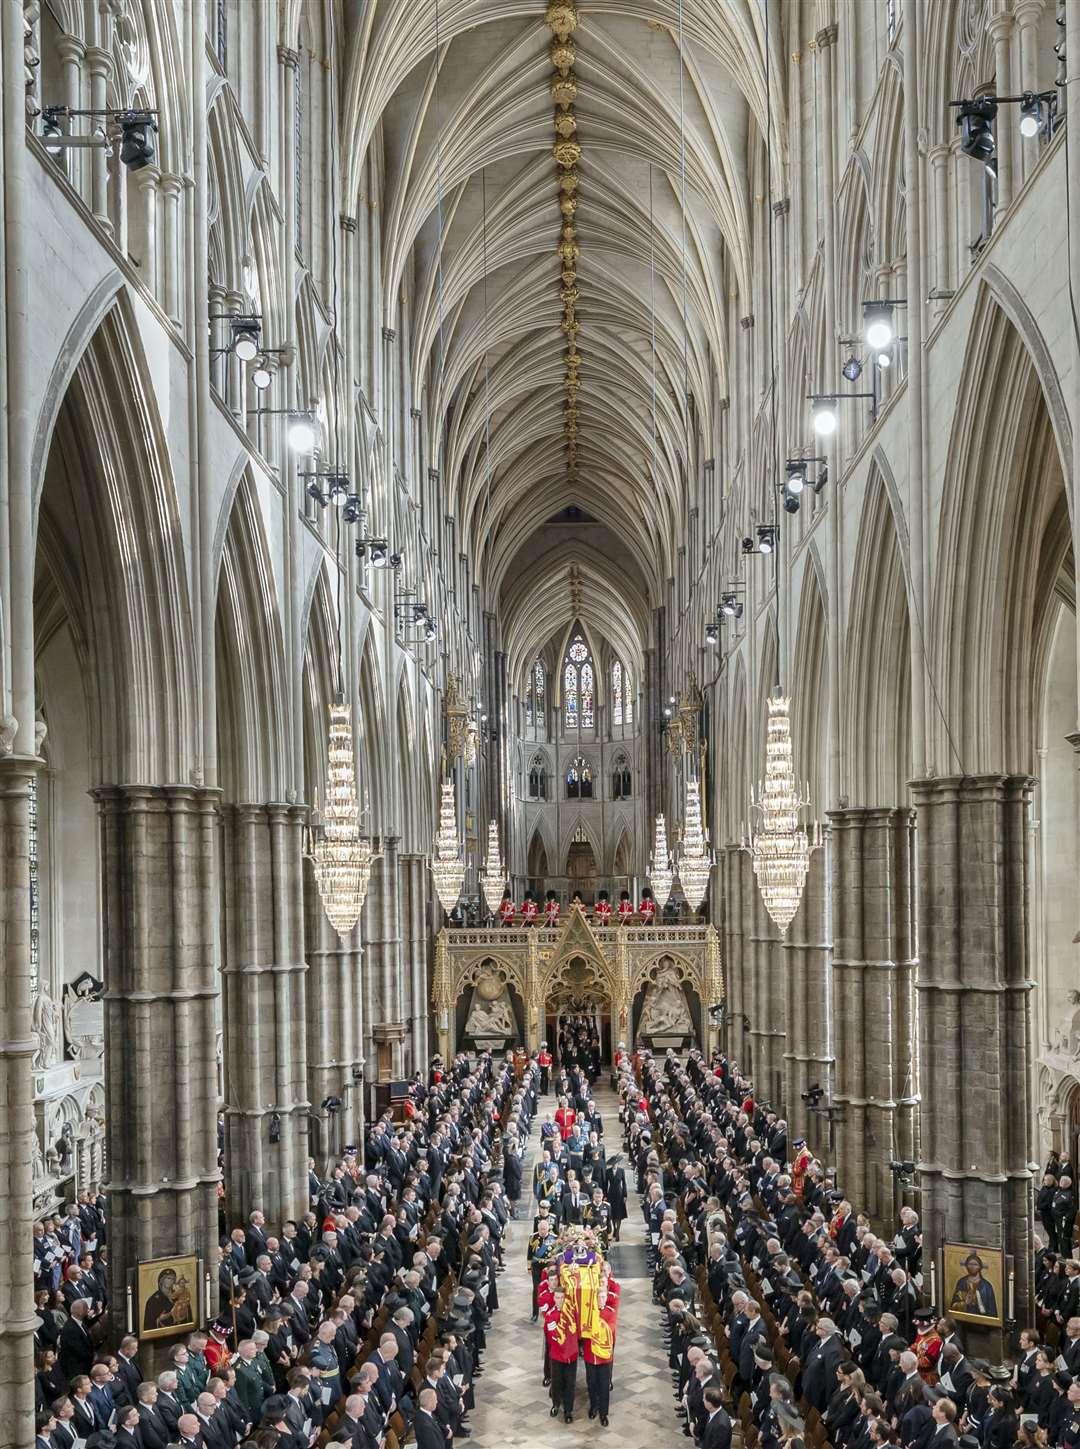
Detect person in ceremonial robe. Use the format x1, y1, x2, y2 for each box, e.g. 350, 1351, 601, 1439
521, 892, 539, 927
498, 890, 515, 927
616, 891, 634, 925
594, 891, 613, 926
639, 888, 656, 924
544, 891, 561, 927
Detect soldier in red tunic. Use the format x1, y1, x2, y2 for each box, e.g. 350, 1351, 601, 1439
594, 891, 613, 926
522, 891, 539, 927
639, 887, 656, 924
583, 1295, 619, 1426
616, 891, 634, 925
791, 1137, 812, 1201
498, 890, 515, 927
544, 890, 561, 927
543, 1286, 580, 1423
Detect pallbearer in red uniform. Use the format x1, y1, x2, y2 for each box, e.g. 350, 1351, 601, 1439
522, 891, 539, 927
912, 1306, 943, 1384
543, 1285, 579, 1423
594, 890, 613, 926
616, 891, 634, 925
498, 889, 515, 927
538, 1043, 553, 1094
583, 1293, 618, 1426
544, 890, 561, 927
639, 887, 656, 924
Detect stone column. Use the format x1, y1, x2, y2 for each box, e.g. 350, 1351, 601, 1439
220, 804, 309, 1226
0, 757, 40, 1449
987, 11, 1016, 212
722, 845, 751, 1068
363, 841, 406, 1076
401, 853, 431, 1070
829, 808, 918, 1224
160, 174, 184, 327
748, 880, 786, 1109
95, 786, 220, 1323
304, 861, 365, 1158
913, 775, 1035, 1342
84, 45, 111, 230
782, 844, 832, 1155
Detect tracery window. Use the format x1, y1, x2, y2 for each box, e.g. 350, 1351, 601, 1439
612, 757, 632, 800
526, 660, 544, 729
528, 753, 547, 800
566, 756, 593, 800
564, 634, 594, 729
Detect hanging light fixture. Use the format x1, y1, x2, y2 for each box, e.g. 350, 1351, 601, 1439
431, 778, 465, 913
677, 777, 713, 912
649, 814, 674, 907
479, 818, 506, 909
309, 701, 372, 936
749, 694, 821, 935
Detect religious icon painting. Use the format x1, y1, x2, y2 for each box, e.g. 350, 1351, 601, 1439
941, 1241, 1005, 1327
136, 1252, 200, 1339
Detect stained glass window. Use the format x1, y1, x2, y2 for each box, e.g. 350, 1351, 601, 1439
567, 756, 593, 799
564, 633, 595, 729
612, 661, 623, 726
28, 776, 39, 995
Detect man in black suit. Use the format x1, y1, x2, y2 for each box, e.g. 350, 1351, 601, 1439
330, 1393, 378, 1449
802, 1317, 846, 1414
113, 1336, 142, 1409
58, 1303, 96, 1381
703, 1388, 733, 1449
66, 1381, 97, 1441
49, 1398, 79, 1449
414, 1388, 447, 1449
135, 1383, 169, 1449
562, 1181, 585, 1225
154, 1371, 182, 1435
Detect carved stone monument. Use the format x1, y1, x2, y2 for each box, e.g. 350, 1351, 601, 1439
465, 971, 517, 1049
638, 960, 693, 1046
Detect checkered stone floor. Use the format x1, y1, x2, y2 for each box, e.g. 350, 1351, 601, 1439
467, 1084, 676, 1449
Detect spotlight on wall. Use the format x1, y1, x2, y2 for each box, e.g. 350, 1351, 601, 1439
956, 97, 998, 174
876, 351, 892, 370
705, 622, 719, 646
720, 591, 744, 620
812, 398, 838, 436
288, 415, 318, 454
782, 488, 800, 515
1019, 94, 1043, 138
841, 354, 863, 382
785, 462, 806, 495
356, 538, 390, 566
756, 525, 778, 555
230, 317, 261, 361
342, 495, 363, 524
785, 457, 828, 499
251, 361, 272, 390
41, 105, 65, 155
862, 302, 896, 351
118, 110, 157, 170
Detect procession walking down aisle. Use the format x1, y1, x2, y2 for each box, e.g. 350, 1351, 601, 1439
467, 1080, 677, 1448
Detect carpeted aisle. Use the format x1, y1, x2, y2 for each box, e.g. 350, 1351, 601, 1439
467, 1082, 675, 1448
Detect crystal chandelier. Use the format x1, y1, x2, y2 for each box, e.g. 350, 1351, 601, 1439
431, 779, 465, 913
310, 701, 375, 937
479, 818, 506, 909
750, 693, 820, 935
677, 777, 713, 912
649, 813, 673, 906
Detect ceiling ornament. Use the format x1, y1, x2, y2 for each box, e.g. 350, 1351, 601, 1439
431, 778, 465, 915
545, 1, 579, 44
551, 76, 578, 109
559, 170, 580, 195
479, 818, 506, 910
551, 38, 577, 75
649, 814, 674, 907
560, 194, 578, 218
677, 777, 713, 913
552, 137, 582, 168
748, 694, 821, 936
443, 673, 470, 762
554, 108, 578, 139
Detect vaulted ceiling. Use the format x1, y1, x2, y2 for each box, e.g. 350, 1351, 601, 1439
344, 0, 783, 674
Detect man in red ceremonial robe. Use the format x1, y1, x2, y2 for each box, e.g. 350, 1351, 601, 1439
616, 891, 634, 925
594, 891, 613, 925
555, 1098, 577, 1140
543, 1286, 579, 1423
791, 1138, 812, 1201
639, 888, 656, 924
498, 890, 515, 927
538, 1044, 552, 1095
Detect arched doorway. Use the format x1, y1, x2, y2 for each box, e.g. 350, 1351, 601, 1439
545, 956, 612, 1072
527, 830, 549, 896
566, 825, 597, 902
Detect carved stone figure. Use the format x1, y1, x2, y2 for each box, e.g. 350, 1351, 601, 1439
32, 988, 62, 1070
639, 961, 693, 1036
465, 974, 516, 1039
63, 974, 105, 1064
